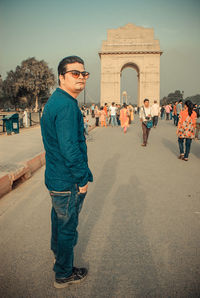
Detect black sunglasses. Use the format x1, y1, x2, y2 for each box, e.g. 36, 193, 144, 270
64, 70, 90, 79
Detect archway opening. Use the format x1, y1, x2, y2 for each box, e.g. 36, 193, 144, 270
120, 63, 139, 107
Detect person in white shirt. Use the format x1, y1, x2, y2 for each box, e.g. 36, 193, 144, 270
139, 98, 152, 147
23, 109, 29, 127
109, 102, 117, 127
151, 100, 160, 128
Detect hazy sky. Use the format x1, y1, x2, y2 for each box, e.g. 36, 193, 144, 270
1, 0, 200, 104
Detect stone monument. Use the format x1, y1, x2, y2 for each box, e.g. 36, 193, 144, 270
99, 23, 163, 106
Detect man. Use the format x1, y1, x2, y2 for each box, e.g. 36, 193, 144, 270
91, 103, 95, 118
109, 102, 117, 127
160, 105, 165, 120
169, 103, 173, 120
151, 100, 160, 128
194, 104, 200, 140
173, 101, 178, 125
139, 98, 152, 146
41, 56, 93, 288
103, 102, 108, 124
176, 100, 183, 126
165, 104, 171, 120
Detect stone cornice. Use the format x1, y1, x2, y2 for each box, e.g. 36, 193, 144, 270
99, 50, 163, 57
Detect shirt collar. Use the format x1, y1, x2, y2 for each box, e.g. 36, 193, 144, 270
56, 88, 78, 104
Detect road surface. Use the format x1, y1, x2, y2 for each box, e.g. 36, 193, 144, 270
0, 118, 200, 297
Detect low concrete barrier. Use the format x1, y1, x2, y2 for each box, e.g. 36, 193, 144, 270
0, 125, 96, 198
0, 152, 45, 198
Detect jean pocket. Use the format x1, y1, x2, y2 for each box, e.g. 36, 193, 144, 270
50, 191, 72, 217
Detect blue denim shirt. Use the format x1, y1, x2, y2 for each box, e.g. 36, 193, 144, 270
40, 88, 93, 191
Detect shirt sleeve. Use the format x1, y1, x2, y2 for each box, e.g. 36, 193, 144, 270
55, 103, 90, 187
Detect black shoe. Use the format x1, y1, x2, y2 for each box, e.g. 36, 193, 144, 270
54, 267, 88, 289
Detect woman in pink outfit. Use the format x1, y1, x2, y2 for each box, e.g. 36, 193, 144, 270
120, 103, 129, 133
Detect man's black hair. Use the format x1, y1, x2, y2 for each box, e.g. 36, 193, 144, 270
144, 98, 149, 103
57, 56, 84, 85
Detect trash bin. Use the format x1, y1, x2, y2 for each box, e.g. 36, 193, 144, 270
3, 113, 19, 135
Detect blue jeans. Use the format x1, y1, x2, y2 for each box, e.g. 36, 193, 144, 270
178, 138, 192, 158
111, 115, 117, 126
84, 123, 88, 135
173, 115, 177, 125
176, 114, 179, 126
50, 185, 86, 278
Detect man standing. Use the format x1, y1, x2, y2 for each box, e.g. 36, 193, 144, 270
139, 98, 152, 146
151, 100, 160, 128
173, 101, 178, 125
165, 104, 171, 120
176, 100, 183, 126
103, 103, 108, 124
109, 102, 117, 127
91, 103, 95, 118
41, 56, 93, 288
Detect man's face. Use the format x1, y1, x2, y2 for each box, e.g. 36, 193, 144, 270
59, 62, 86, 96
144, 101, 149, 108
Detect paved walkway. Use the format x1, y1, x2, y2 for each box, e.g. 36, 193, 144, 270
0, 115, 95, 177
0, 126, 44, 176
0, 118, 200, 297
0, 115, 95, 197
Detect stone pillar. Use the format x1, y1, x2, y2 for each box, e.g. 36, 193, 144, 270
100, 56, 121, 106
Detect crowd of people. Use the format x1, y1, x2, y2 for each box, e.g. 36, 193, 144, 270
81, 102, 135, 133
81, 99, 200, 161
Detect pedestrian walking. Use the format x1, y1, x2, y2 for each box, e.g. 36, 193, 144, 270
151, 100, 160, 128
194, 104, 200, 140
169, 104, 173, 120
139, 98, 153, 146
165, 104, 171, 120
173, 101, 178, 125
103, 103, 108, 124
160, 105, 165, 120
176, 100, 183, 126
109, 102, 117, 127
116, 104, 121, 126
41, 56, 93, 288
128, 104, 134, 124
134, 106, 137, 114
94, 105, 100, 126
23, 108, 29, 127
177, 100, 197, 161
91, 104, 95, 118
83, 115, 89, 136
120, 103, 129, 133
100, 106, 107, 127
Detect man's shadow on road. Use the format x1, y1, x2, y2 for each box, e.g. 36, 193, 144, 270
88, 176, 162, 297
76, 153, 120, 266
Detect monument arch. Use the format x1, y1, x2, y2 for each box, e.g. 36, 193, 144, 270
99, 23, 163, 107
120, 62, 140, 105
